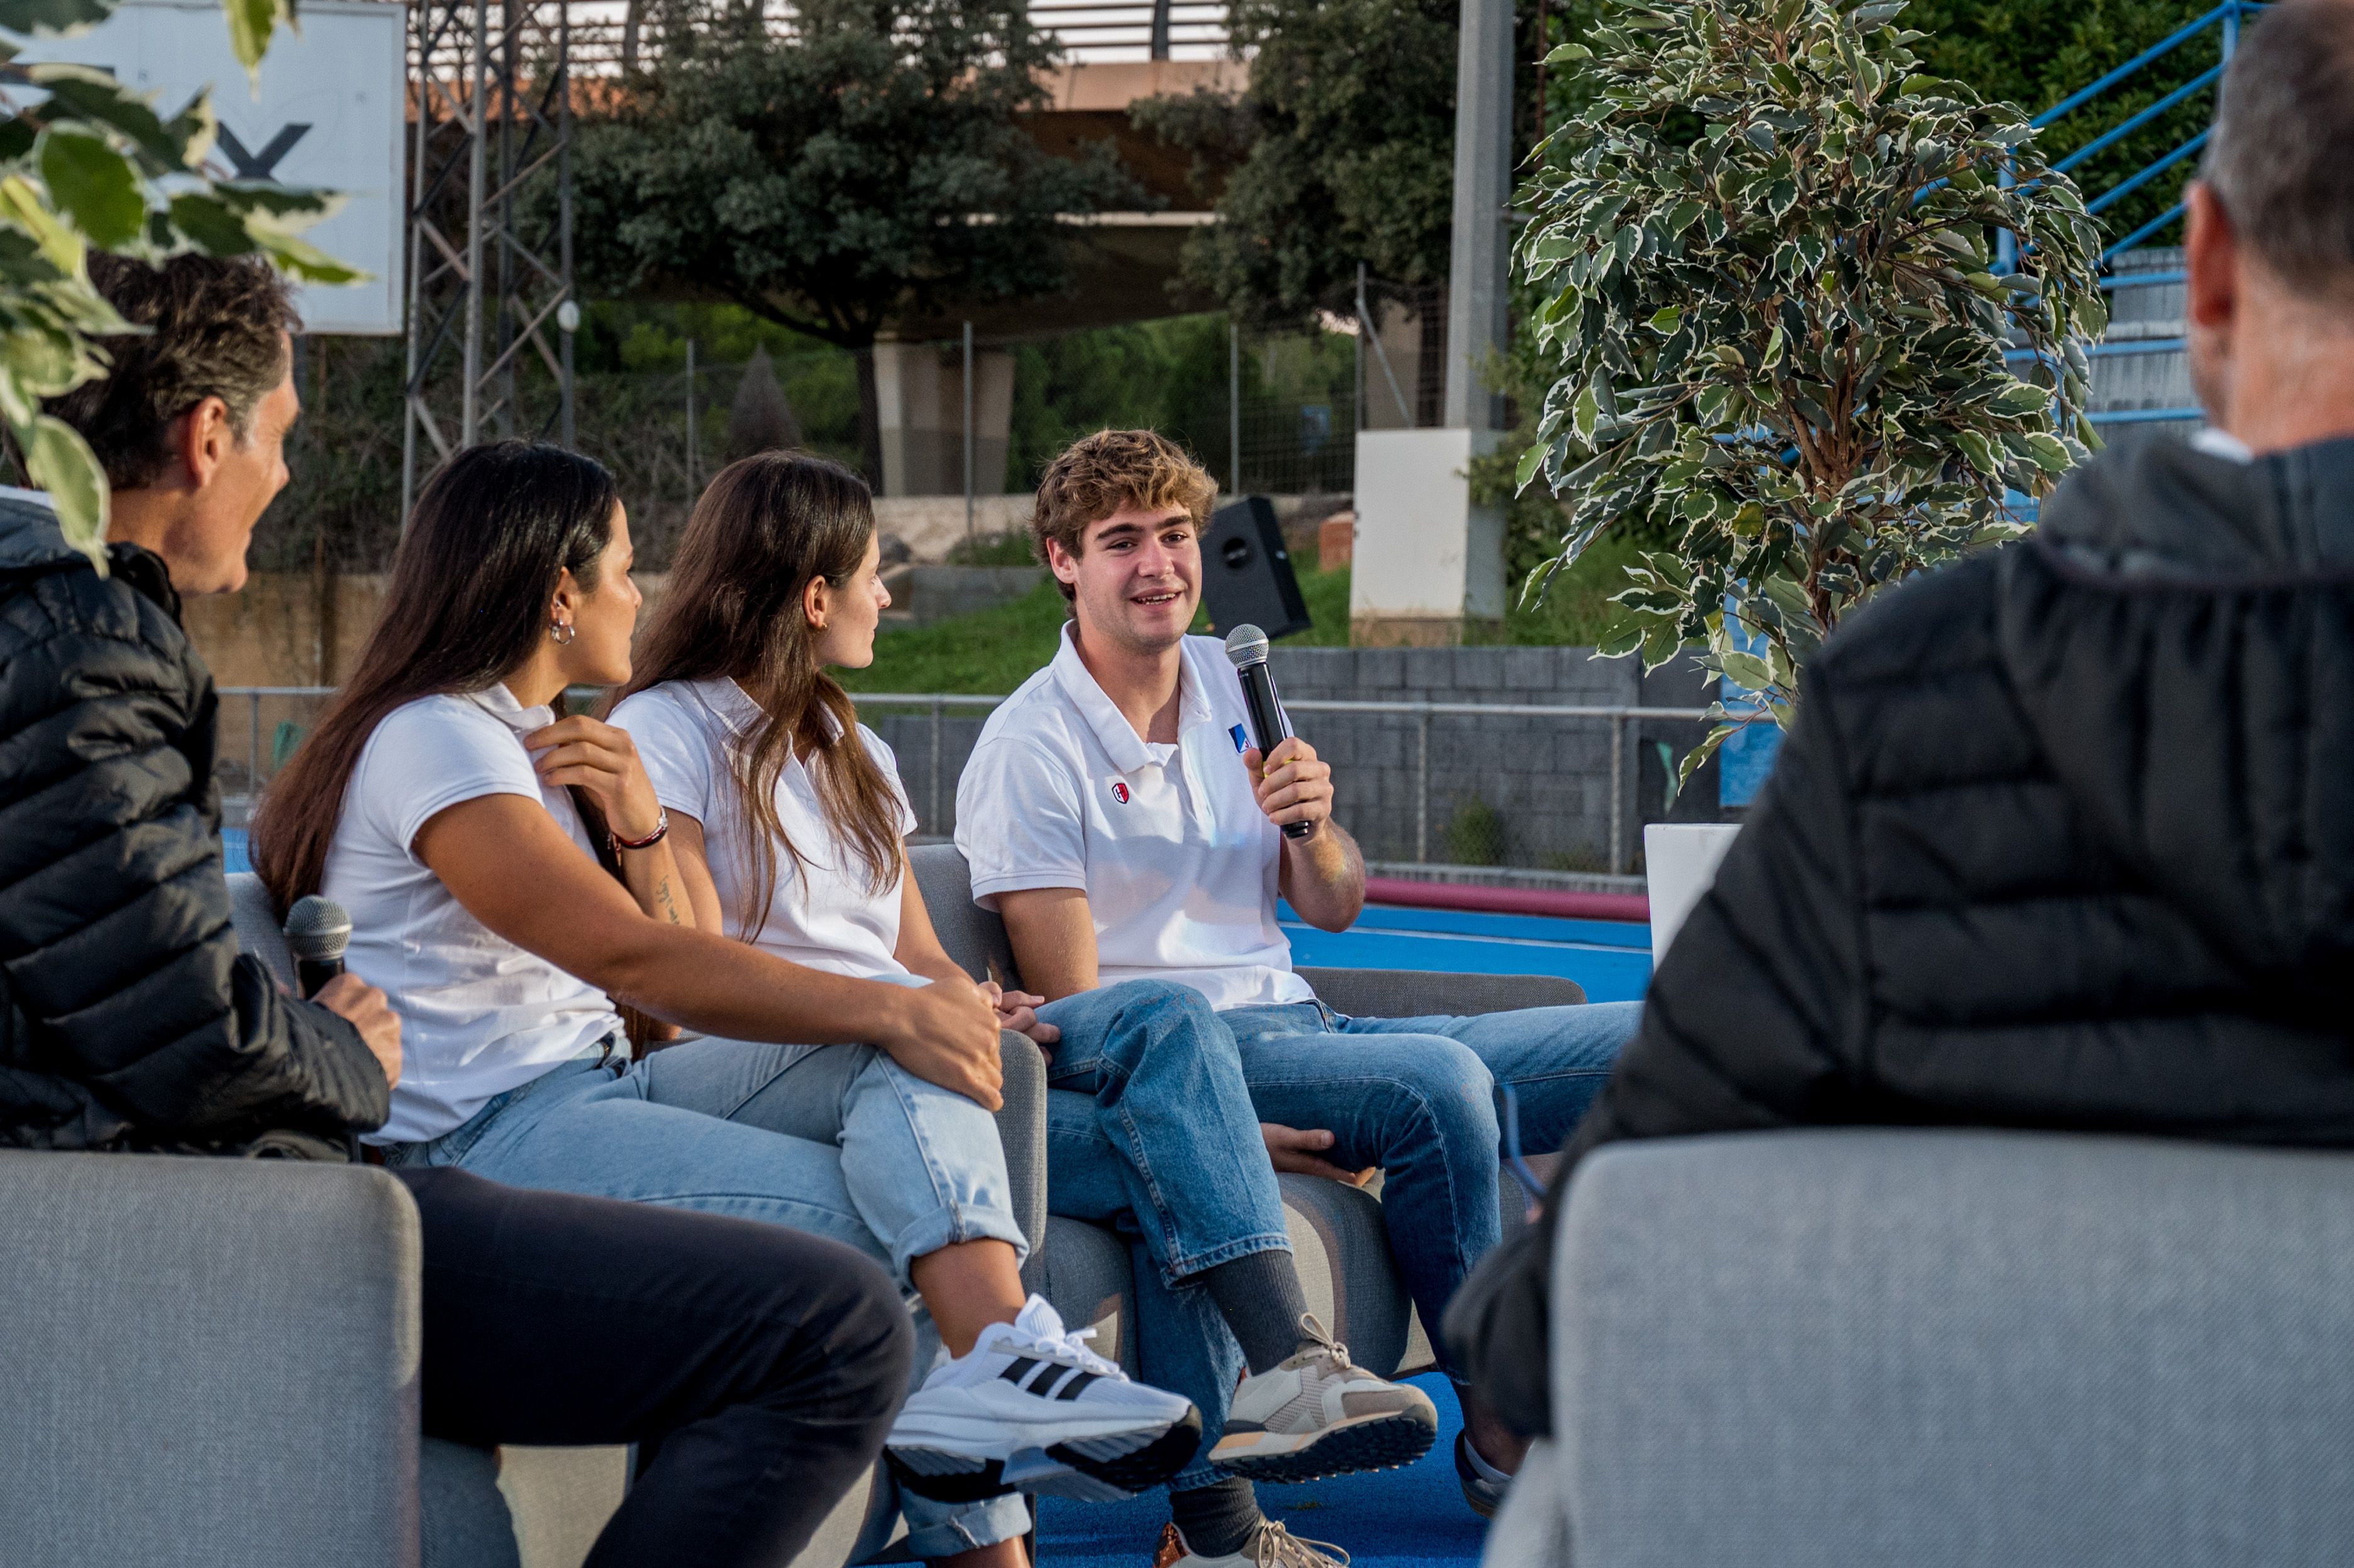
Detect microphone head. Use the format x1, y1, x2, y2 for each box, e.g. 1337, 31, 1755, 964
284, 895, 353, 964
1222, 623, 1271, 668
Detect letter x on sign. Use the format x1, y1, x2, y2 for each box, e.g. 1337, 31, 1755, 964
218, 123, 311, 181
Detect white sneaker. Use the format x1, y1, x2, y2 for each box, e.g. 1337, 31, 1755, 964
1208, 1315, 1437, 1483
887, 1295, 1202, 1503
1153, 1520, 1351, 1566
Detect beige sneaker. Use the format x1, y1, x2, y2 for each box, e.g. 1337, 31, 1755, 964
1153, 1520, 1352, 1566
1207, 1315, 1438, 1483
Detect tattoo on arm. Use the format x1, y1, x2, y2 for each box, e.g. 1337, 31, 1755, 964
653, 878, 683, 925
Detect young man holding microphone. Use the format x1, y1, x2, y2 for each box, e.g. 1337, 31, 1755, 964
957, 429, 1643, 1562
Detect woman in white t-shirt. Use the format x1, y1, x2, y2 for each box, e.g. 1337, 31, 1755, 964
250, 443, 1197, 1563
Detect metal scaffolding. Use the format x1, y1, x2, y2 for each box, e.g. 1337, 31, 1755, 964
402, 0, 577, 526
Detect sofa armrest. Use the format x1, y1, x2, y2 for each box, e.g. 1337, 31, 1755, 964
1554, 1130, 2354, 1567
0, 1150, 423, 1568
996, 1032, 1051, 1295
1296, 966, 1586, 1019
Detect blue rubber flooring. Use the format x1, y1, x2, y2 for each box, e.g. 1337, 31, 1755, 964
1035, 1373, 1488, 1567
1282, 899, 1654, 1004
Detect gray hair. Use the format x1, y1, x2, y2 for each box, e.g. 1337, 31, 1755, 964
2199, 0, 2354, 298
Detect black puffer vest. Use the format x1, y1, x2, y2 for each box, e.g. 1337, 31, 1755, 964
1454, 434, 2354, 1435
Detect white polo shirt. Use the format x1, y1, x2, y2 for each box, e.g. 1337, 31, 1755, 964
955, 624, 1315, 1011
612, 676, 918, 980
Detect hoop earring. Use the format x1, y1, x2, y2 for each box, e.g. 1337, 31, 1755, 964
549, 619, 576, 646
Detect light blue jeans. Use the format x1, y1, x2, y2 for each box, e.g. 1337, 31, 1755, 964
1042, 983, 1641, 1493
385, 1034, 1033, 1559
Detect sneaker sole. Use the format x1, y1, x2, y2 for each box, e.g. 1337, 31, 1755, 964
1208, 1406, 1437, 1484
890, 1408, 1202, 1503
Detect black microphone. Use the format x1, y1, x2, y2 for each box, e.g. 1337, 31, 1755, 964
284, 895, 352, 1000
1223, 622, 1313, 841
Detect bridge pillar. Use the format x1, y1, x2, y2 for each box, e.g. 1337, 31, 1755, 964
873, 340, 1016, 498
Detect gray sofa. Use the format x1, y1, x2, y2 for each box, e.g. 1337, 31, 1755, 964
1485, 1129, 2354, 1568
4, 853, 1576, 1567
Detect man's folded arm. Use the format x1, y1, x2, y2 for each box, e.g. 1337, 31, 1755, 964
14, 643, 390, 1144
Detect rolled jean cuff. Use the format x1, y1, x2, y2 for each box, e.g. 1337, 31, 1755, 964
899, 1486, 1033, 1555
887, 1201, 1032, 1284
1170, 1456, 1227, 1496
1159, 1229, 1294, 1289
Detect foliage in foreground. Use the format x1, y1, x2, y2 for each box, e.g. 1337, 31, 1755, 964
1517, 0, 2106, 775
0, 0, 356, 565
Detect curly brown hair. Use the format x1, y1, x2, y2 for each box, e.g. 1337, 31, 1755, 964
1031, 429, 1218, 602
44, 254, 298, 490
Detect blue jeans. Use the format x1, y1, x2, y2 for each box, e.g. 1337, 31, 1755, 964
385, 1037, 1033, 1559
1041, 985, 1640, 1493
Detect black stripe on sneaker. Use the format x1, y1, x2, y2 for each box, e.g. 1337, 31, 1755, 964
1000, 1357, 1042, 1385
1053, 1371, 1101, 1402
1022, 1362, 1063, 1393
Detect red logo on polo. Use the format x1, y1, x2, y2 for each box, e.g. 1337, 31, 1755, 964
1110, 780, 1130, 805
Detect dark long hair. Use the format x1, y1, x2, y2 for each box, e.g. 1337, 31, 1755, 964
253, 441, 619, 914
614, 451, 902, 941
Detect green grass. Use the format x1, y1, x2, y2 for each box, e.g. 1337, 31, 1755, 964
838, 543, 1637, 696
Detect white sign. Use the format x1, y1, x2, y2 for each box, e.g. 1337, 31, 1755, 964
17, 0, 407, 334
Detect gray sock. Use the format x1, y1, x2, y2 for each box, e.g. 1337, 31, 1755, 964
1199, 1249, 1314, 1376
1171, 1476, 1263, 1557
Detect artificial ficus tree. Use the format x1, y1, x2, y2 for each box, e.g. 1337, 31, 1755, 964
1516, 0, 2107, 775
0, 0, 357, 568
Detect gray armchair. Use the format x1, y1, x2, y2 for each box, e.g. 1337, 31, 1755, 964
907, 842, 1583, 1383
0, 871, 1049, 1568
1486, 1129, 2354, 1568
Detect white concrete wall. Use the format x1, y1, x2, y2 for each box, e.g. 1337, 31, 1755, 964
1349, 427, 1505, 641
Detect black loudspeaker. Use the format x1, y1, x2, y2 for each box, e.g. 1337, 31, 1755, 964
1200, 495, 1312, 641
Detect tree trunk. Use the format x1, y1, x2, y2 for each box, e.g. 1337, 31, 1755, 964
854, 343, 885, 492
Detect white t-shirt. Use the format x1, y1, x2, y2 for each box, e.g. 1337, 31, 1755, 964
955, 624, 1315, 1012
612, 678, 918, 979
322, 685, 624, 1145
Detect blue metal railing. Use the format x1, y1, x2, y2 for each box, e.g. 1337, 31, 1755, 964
2014, 2, 2262, 428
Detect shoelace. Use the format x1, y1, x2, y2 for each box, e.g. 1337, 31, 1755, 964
1296, 1313, 1358, 1372
1006, 1320, 1122, 1380
1252, 1521, 1351, 1567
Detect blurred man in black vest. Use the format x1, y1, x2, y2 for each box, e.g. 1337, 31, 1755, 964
1, 253, 911, 1565
1453, 0, 2354, 1441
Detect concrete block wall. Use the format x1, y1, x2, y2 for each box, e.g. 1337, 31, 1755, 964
1266, 644, 1642, 872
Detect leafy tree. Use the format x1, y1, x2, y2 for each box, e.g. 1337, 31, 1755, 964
1515, 0, 2105, 775
1137, 0, 1599, 324
568, 0, 1140, 483
0, 0, 354, 565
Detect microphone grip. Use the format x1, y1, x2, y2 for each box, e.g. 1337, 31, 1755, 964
296, 956, 344, 1000
1238, 663, 1315, 841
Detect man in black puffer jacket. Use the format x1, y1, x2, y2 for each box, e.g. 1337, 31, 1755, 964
0, 268, 397, 1155
1451, 0, 2354, 1440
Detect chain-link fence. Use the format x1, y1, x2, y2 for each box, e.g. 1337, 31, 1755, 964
221, 684, 1723, 887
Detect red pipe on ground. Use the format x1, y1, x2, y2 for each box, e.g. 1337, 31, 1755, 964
1362, 876, 1650, 925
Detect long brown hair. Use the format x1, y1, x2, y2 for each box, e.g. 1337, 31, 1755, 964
615, 452, 903, 941
253, 442, 619, 915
